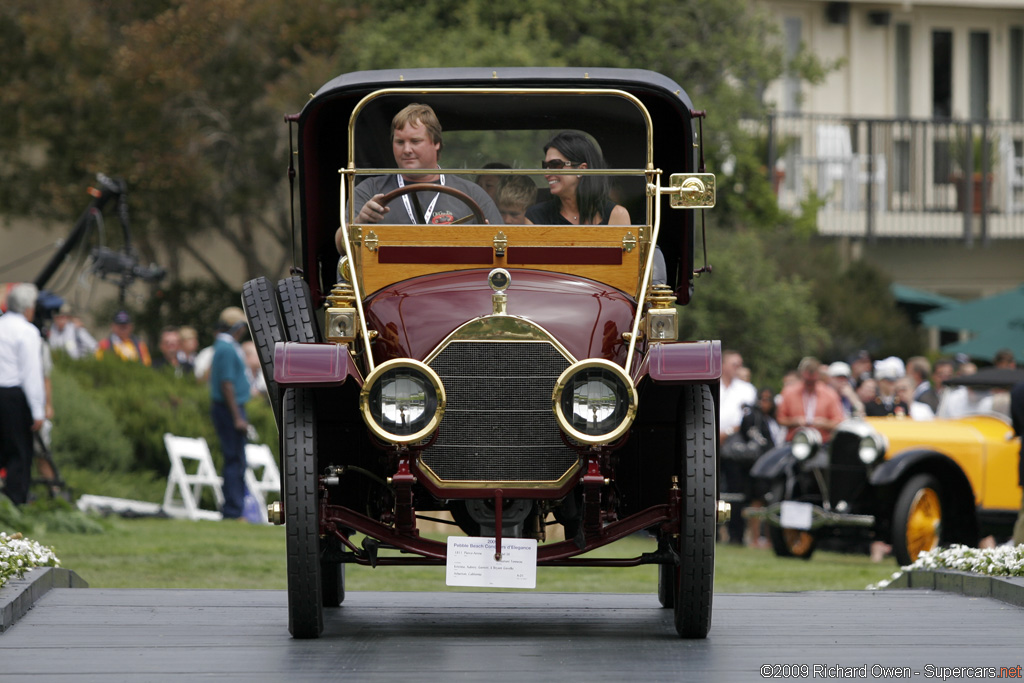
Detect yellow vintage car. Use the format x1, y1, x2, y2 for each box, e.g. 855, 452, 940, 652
750, 367, 1024, 565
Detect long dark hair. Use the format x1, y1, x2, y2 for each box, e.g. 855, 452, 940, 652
544, 131, 609, 224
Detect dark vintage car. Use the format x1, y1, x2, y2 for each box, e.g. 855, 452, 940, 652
748, 368, 1024, 565
242, 67, 724, 639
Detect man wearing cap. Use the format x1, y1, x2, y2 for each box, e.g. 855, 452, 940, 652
0, 284, 46, 505
96, 310, 151, 366
777, 357, 844, 441
48, 305, 97, 360
209, 307, 251, 519
827, 361, 864, 418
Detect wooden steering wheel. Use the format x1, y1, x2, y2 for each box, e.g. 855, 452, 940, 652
376, 183, 487, 224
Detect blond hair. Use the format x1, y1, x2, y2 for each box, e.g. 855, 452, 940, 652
495, 175, 538, 211
391, 103, 443, 152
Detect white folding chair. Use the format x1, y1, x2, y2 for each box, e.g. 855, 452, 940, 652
162, 433, 224, 521
243, 443, 281, 524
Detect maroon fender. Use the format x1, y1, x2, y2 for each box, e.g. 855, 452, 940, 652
636, 340, 722, 384
273, 342, 364, 387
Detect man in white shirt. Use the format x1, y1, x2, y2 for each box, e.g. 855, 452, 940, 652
718, 349, 757, 545
0, 284, 46, 505
719, 350, 757, 442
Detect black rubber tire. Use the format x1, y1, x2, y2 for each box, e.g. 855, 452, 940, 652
892, 473, 943, 566
767, 483, 816, 560
657, 563, 675, 608
277, 276, 320, 343
283, 388, 323, 638
673, 384, 716, 639
242, 277, 284, 426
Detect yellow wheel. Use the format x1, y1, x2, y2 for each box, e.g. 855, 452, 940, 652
892, 474, 942, 565
769, 525, 816, 560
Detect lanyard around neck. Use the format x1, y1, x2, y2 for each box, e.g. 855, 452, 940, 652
397, 173, 444, 224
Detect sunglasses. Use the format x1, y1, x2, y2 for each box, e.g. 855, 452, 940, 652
541, 159, 579, 170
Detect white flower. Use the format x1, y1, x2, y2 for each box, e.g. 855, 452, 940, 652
0, 533, 61, 589
866, 543, 1024, 589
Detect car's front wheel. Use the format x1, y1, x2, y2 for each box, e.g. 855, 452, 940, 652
283, 387, 324, 638
892, 473, 943, 565
672, 384, 716, 638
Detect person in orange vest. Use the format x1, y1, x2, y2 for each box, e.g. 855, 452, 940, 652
96, 310, 151, 366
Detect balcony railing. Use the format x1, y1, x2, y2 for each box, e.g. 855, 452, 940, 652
762, 113, 1024, 243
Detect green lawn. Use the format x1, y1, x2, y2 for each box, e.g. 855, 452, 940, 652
28, 517, 899, 593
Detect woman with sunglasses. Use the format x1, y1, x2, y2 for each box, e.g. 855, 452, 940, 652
526, 131, 630, 226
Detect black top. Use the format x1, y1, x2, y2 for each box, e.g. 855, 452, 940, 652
526, 199, 617, 226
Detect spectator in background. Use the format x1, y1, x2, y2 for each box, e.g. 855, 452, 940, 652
865, 356, 908, 417
178, 326, 198, 375
906, 356, 936, 411
981, 349, 1016, 416
47, 304, 97, 359
938, 361, 985, 418
734, 387, 783, 548
850, 350, 873, 387
152, 326, 183, 374
827, 361, 864, 418
209, 307, 251, 520
856, 377, 879, 411
718, 349, 757, 544
994, 348, 1017, 369
776, 356, 844, 441
0, 284, 45, 505
917, 357, 953, 413
894, 377, 935, 420
96, 310, 151, 366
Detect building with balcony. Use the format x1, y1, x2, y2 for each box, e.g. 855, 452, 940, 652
759, 0, 1024, 302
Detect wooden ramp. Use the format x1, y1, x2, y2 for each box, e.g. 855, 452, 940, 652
1, 588, 1023, 681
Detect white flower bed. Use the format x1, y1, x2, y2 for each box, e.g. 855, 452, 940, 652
868, 543, 1024, 590
0, 532, 61, 589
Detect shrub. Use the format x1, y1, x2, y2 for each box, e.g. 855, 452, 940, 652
50, 372, 134, 472
51, 353, 278, 480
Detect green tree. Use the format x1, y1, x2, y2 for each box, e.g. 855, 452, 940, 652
679, 229, 828, 385
0, 0, 357, 283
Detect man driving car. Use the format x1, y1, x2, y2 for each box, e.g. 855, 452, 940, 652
339, 104, 501, 251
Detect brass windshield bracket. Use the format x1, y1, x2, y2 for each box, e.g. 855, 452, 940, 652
622, 232, 637, 253
493, 231, 508, 257
365, 230, 379, 252
665, 173, 716, 209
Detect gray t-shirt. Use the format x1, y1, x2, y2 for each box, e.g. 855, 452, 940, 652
352, 174, 502, 225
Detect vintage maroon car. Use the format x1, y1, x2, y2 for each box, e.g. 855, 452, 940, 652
242, 67, 722, 639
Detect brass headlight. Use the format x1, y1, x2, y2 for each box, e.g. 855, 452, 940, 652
552, 359, 637, 445
360, 359, 445, 444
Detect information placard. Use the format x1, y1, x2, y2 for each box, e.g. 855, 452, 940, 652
445, 537, 538, 589
779, 501, 814, 530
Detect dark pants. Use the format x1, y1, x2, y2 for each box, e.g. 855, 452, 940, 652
211, 401, 247, 519
0, 386, 33, 505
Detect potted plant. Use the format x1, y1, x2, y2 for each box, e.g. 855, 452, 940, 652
949, 129, 998, 214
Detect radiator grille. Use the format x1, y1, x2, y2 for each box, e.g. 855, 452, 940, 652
423, 341, 580, 482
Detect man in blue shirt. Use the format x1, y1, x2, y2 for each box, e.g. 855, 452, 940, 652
209, 306, 251, 519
